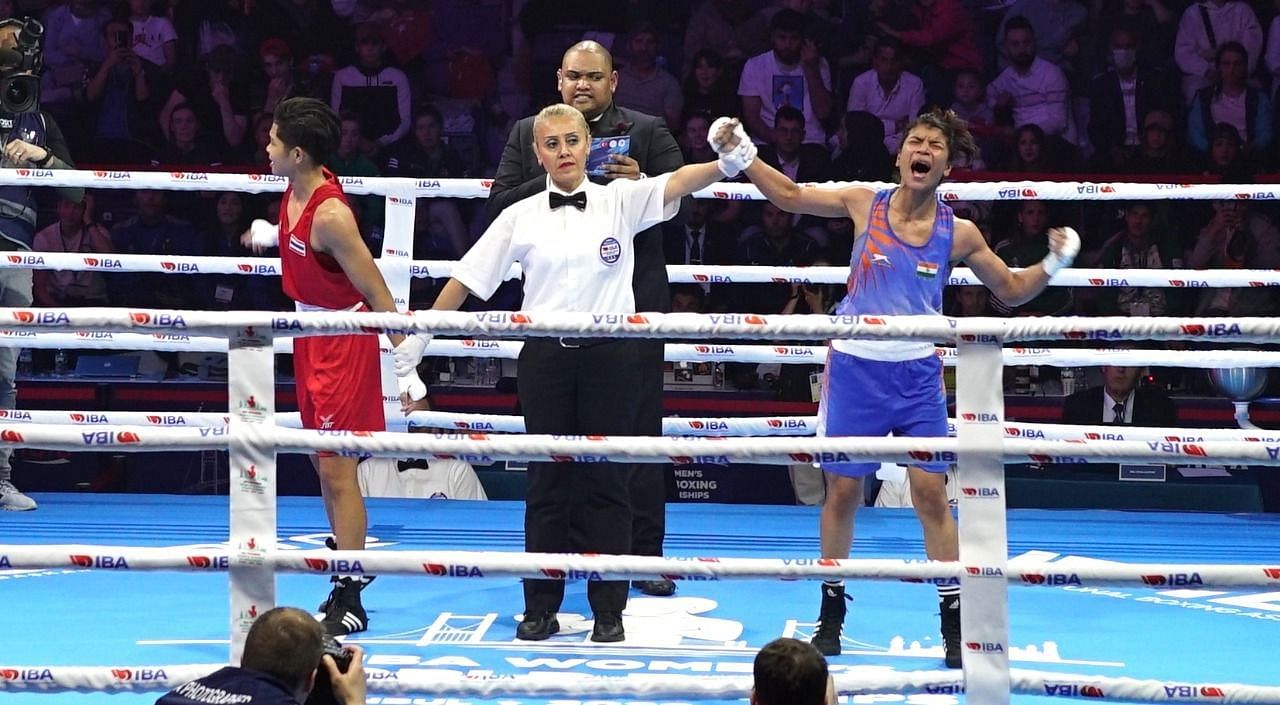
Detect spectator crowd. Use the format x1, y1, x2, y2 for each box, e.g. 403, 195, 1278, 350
13, 0, 1280, 390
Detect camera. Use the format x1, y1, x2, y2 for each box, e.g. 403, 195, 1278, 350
111, 29, 130, 50
304, 635, 352, 705
0, 17, 43, 113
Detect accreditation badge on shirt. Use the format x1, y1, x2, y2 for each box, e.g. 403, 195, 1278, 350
598, 236, 622, 265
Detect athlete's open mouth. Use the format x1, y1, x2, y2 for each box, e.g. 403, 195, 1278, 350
910, 159, 931, 175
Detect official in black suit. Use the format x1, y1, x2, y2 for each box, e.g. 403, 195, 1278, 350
1062, 365, 1178, 427
1087, 24, 1178, 171
487, 40, 684, 598
1061, 365, 1178, 477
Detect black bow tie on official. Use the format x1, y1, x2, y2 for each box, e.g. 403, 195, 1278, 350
398, 459, 430, 472
549, 191, 587, 211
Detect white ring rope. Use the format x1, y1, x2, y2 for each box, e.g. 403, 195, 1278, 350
6, 250, 1280, 290
5, 665, 1279, 704
4, 167, 1278, 202
7, 308, 1280, 345
10, 409, 1280, 446
16, 329, 1280, 370
2, 545, 1276, 588
4, 423, 1280, 468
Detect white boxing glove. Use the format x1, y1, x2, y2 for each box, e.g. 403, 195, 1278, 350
397, 368, 427, 402
392, 333, 431, 377
722, 129, 757, 173
248, 218, 278, 248
707, 116, 741, 155
1042, 226, 1081, 277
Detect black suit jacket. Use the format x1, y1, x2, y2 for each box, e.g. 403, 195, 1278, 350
486, 103, 684, 312
663, 221, 736, 266
1087, 67, 1177, 166
1061, 385, 1179, 427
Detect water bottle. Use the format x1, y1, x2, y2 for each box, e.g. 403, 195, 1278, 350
16, 349, 31, 377
485, 357, 499, 386
1060, 367, 1075, 396
1013, 366, 1030, 396
54, 349, 69, 375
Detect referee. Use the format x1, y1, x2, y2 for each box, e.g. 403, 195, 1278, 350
394, 104, 734, 642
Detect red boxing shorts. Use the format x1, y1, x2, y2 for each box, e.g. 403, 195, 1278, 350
293, 332, 384, 456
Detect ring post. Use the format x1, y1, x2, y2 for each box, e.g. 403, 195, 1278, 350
378, 178, 418, 432
955, 319, 1011, 703
227, 323, 278, 661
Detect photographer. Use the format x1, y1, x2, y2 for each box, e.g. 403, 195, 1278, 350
155, 606, 367, 705
0, 16, 82, 512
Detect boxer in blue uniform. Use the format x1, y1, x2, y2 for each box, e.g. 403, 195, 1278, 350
710, 109, 1079, 667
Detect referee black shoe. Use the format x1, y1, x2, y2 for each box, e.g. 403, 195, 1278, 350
632, 579, 677, 596
320, 577, 369, 636
940, 595, 962, 669
591, 612, 625, 642
811, 583, 850, 656
516, 612, 560, 641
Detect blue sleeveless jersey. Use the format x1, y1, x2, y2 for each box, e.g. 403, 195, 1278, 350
819, 189, 955, 475
835, 188, 954, 318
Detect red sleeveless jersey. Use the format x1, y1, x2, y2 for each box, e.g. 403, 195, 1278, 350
279, 169, 365, 309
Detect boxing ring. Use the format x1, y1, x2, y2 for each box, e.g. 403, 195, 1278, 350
1, 171, 1279, 704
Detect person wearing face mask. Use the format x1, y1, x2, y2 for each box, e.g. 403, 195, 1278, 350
1087, 23, 1178, 171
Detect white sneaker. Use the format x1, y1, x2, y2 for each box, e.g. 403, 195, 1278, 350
0, 480, 36, 511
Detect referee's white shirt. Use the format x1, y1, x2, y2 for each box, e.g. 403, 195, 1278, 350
454, 173, 677, 311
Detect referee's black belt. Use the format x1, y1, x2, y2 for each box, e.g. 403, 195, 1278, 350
556, 337, 612, 349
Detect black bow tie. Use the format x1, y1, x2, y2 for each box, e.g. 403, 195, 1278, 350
398, 459, 431, 472
549, 191, 588, 211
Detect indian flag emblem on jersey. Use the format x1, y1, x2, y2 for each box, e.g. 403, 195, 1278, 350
916, 261, 939, 278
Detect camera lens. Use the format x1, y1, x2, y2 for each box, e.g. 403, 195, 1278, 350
1, 75, 39, 113
5, 80, 28, 104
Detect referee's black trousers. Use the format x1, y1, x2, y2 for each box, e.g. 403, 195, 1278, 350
519, 338, 638, 616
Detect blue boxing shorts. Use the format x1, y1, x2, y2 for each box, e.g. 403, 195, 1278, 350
817, 348, 949, 476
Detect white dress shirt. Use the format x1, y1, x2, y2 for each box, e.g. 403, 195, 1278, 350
358, 457, 488, 499
454, 174, 677, 312
846, 69, 926, 153
989, 57, 1071, 138
1102, 389, 1136, 424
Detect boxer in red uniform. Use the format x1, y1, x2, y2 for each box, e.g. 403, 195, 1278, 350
244, 97, 424, 635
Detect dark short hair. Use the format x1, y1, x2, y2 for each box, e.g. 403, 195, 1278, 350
775, 105, 806, 128
903, 107, 979, 166
1004, 15, 1034, 38
240, 607, 325, 693
670, 283, 707, 305
274, 97, 341, 166
770, 9, 805, 34
753, 638, 828, 705
413, 103, 444, 127
1211, 122, 1243, 146
873, 36, 904, 57
1216, 40, 1248, 66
